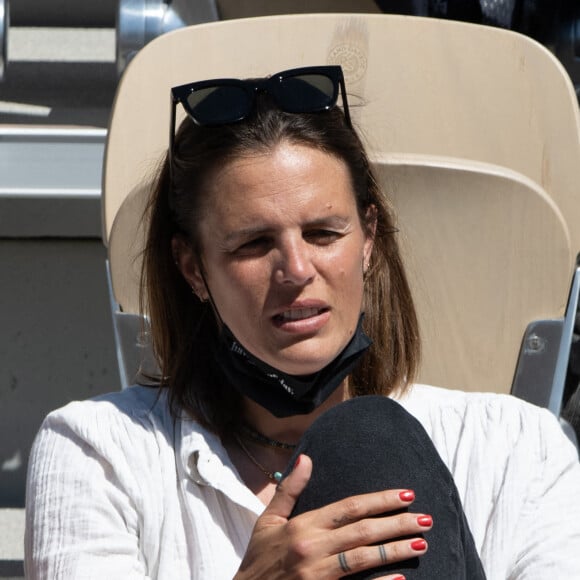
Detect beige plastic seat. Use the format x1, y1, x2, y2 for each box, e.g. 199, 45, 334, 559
103, 14, 580, 416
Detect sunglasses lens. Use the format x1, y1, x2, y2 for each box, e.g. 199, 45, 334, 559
277, 74, 336, 113
186, 85, 252, 126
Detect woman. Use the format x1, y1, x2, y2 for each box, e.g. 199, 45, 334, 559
25, 66, 580, 579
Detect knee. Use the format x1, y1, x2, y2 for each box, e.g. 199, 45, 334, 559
300, 395, 425, 447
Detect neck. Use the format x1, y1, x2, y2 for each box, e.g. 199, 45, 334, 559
241, 379, 350, 443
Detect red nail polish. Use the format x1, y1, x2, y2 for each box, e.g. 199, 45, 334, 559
417, 515, 432, 527
294, 455, 301, 469
411, 539, 427, 551
399, 490, 415, 502
393, 576, 406, 580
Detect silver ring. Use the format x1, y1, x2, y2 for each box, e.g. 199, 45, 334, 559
378, 543, 387, 564
338, 551, 351, 573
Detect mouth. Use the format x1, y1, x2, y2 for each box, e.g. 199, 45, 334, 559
273, 307, 329, 323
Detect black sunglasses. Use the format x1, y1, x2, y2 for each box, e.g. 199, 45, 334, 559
169, 65, 351, 158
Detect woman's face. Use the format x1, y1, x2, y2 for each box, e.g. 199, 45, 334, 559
176, 141, 375, 375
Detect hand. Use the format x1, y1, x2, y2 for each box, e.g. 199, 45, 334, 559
234, 454, 432, 580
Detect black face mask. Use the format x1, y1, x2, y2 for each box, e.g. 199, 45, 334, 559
211, 314, 372, 417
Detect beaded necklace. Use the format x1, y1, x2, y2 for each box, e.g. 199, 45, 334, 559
239, 422, 298, 451
233, 432, 283, 483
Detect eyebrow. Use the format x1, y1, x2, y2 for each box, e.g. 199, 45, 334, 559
221, 215, 352, 245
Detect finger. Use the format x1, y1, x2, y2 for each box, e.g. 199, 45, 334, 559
331, 537, 428, 577
318, 489, 417, 529
330, 512, 433, 553
260, 454, 312, 523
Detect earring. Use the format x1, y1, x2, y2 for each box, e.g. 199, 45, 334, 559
363, 260, 371, 278
192, 287, 209, 303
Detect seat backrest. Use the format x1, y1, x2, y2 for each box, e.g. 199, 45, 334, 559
102, 13, 580, 254
108, 181, 149, 317
371, 154, 572, 392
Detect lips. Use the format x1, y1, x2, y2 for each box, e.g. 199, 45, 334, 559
274, 307, 327, 322
271, 303, 331, 333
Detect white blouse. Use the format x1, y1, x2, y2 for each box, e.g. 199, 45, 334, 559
25, 384, 580, 579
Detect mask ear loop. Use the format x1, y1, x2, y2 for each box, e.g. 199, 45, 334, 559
198, 265, 226, 330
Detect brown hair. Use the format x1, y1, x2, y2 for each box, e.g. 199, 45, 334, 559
141, 94, 420, 435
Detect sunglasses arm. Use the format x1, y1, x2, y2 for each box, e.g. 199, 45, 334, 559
338, 76, 352, 128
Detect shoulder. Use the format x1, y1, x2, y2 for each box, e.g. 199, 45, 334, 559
395, 384, 580, 515
32, 386, 174, 471
27, 386, 180, 528
396, 383, 564, 447
394, 384, 579, 498
46, 384, 166, 429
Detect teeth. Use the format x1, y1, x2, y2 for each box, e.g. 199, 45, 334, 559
280, 308, 321, 321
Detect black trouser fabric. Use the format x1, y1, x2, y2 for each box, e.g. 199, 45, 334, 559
286, 396, 487, 579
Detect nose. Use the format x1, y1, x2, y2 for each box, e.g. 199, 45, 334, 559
274, 238, 316, 286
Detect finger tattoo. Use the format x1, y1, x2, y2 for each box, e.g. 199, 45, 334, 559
332, 515, 353, 528
378, 544, 387, 564
338, 552, 351, 573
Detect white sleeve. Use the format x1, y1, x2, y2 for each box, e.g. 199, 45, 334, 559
508, 408, 580, 579
24, 412, 150, 579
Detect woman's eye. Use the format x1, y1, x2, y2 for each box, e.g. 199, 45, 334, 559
235, 237, 271, 254
304, 230, 341, 244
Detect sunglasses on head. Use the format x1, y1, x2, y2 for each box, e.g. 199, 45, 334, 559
169, 65, 351, 158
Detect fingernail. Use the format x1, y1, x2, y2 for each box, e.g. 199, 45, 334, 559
410, 539, 427, 551
399, 490, 415, 502
293, 455, 301, 469
417, 515, 432, 527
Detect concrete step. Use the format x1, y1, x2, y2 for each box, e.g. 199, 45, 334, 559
0, 509, 24, 578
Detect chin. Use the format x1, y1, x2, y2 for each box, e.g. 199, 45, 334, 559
279, 363, 327, 376
266, 350, 337, 376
